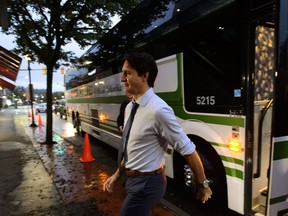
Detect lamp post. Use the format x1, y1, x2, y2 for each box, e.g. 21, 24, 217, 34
26, 56, 37, 127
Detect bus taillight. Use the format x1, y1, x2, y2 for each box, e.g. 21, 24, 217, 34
99, 113, 107, 122
228, 138, 241, 152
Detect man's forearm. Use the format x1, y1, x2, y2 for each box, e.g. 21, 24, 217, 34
184, 151, 207, 184
117, 158, 126, 176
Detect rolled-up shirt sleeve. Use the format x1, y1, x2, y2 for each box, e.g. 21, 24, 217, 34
155, 105, 195, 156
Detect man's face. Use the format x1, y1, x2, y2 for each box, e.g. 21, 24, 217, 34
121, 60, 145, 96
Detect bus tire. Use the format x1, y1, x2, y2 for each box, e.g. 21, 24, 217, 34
173, 135, 228, 213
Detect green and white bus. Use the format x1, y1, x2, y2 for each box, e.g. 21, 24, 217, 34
64, 0, 288, 215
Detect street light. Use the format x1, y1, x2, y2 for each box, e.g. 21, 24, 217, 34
42, 66, 65, 75
24, 54, 37, 127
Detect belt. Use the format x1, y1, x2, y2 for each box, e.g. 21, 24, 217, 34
125, 167, 164, 177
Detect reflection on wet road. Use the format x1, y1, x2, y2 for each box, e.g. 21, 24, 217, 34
20, 107, 175, 215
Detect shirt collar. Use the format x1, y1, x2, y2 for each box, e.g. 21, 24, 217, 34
134, 88, 154, 107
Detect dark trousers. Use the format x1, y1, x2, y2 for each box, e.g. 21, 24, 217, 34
120, 172, 167, 216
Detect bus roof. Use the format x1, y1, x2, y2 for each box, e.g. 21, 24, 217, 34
83, 0, 236, 64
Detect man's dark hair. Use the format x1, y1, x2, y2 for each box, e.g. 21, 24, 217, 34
124, 52, 158, 87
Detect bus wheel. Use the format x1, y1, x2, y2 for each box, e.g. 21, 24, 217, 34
173, 135, 228, 212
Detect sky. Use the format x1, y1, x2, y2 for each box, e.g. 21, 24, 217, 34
0, 33, 86, 92
0, 16, 120, 93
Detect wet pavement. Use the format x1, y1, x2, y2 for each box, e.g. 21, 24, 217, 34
0, 106, 176, 215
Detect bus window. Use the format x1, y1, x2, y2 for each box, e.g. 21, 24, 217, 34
183, 12, 242, 114
254, 25, 275, 101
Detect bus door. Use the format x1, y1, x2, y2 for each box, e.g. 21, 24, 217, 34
252, 2, 288, 213
252, 23, 275, 215
266, 0, 288, 215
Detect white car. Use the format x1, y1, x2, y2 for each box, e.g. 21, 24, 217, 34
35, 103, 47, 113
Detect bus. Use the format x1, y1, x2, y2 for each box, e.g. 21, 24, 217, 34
64, 0, 288, 215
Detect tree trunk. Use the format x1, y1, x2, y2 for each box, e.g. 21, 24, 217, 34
45, 65, 54, 144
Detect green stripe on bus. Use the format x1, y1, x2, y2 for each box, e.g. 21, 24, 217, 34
211, 142, 244, 171
220, 155, 244, 166
100, 122, 118, 130
81, 105, 243, 127
172, 107, 244, 127
177, 53, 184, 90
211, 141, 244, 164
224, 166, 243, 179
83, 117, 245, 179
274, 140, 288, 160
81, 119, 121, 136
67, 96, 127, 104
81, 119, 91, 125
68, 99, 244, 128
101, 125, 121, 135
270, 195, 288, 205
210, 142, 228, 148
99, 122, 122, 135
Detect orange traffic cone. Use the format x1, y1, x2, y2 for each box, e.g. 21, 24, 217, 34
80, 133, 95, 162
28, 111, 31, 117
38, 115, 43, 126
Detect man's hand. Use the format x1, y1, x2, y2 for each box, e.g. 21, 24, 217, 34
196, 187, 213, 204
103, 172, 121, 193
119, 126, 124, 133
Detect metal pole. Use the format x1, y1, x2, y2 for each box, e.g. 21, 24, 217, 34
28, 60, 37, 127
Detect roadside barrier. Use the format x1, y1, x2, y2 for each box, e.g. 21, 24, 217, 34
38, 114, 43, 126
80, 133, 95, 162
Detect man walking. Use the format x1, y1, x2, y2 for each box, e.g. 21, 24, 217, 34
103, 52, 212, 216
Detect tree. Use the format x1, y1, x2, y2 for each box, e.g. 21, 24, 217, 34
53, 91, 64, 101
5, 0, 140, 144
12, 86, 27, 104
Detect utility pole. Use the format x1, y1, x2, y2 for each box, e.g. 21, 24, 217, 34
27, 57, 37, 127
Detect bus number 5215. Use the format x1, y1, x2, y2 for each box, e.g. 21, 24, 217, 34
196, 96, 215, 105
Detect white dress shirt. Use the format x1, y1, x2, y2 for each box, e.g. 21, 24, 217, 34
124, 88, 195, 172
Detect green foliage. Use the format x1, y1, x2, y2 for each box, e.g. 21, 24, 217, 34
10, 86, 64, 103
12, 86, 27, 104
52, 91, 64, 101
6, 0, 140, 67
4, 0, 140, 143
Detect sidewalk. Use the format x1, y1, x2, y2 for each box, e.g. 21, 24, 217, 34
0, 108, 175, 215
0, 108, 65, 215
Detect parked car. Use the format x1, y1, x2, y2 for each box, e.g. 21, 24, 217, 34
35, 103, 47, 113
53, 99, 67, 119
59, 104, 67, 119
53, 103, 60, 114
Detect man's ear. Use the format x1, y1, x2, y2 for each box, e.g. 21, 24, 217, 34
142, 72, 149, 82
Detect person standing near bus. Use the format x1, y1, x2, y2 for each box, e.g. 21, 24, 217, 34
74, 111, 80, 134
103, 52, 212, 216
117, 92, 133, 133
